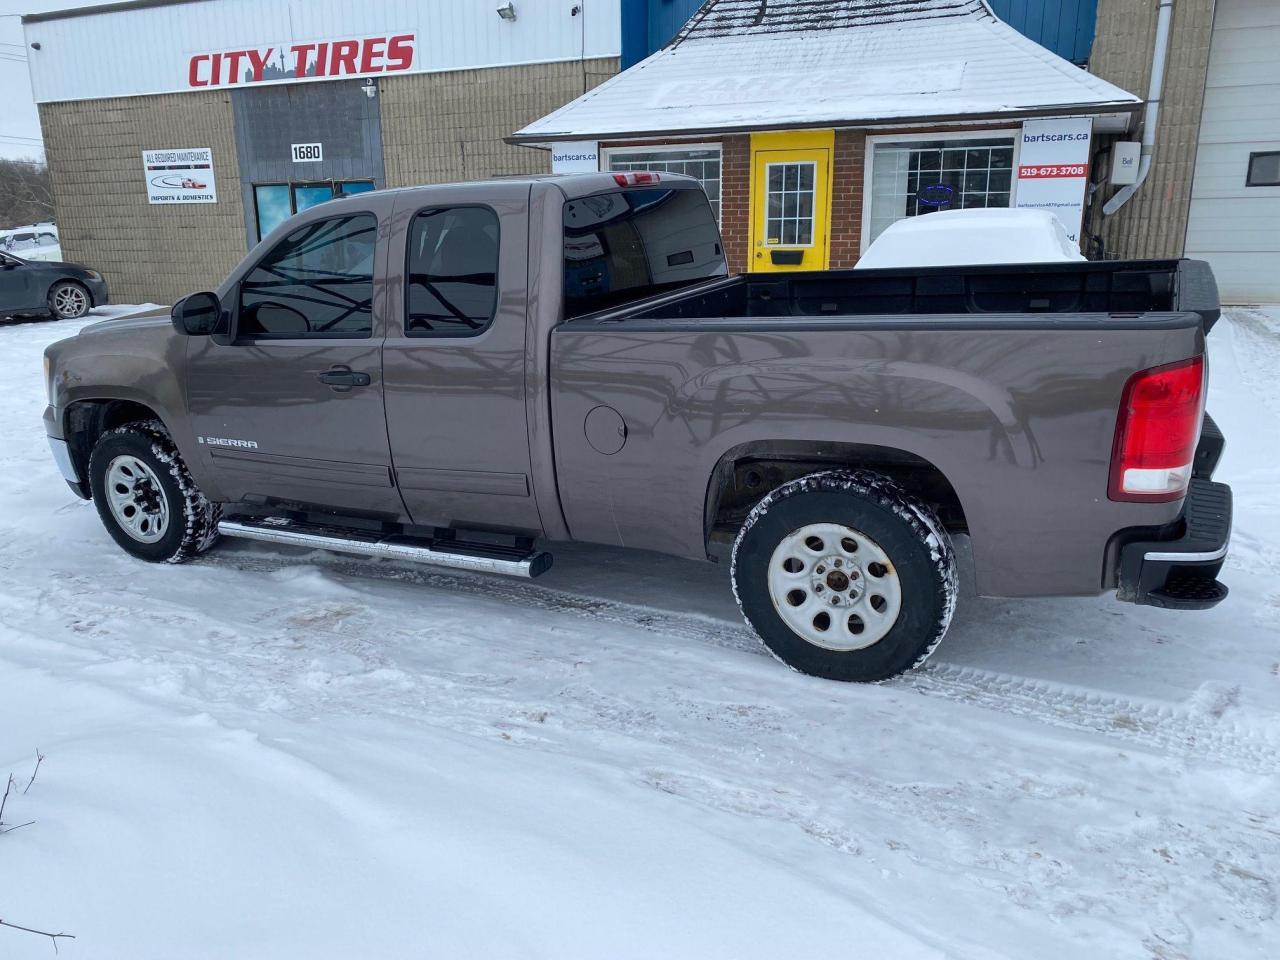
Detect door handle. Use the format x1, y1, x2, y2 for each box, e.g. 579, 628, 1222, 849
318, 366, 371, 389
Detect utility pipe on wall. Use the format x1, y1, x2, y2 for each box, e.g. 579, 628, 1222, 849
1103, 0, 1175, 216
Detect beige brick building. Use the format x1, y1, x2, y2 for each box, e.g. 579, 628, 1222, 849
23, 0, 621, 304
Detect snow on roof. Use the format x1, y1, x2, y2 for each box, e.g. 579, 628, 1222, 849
512, 0, 1140, 143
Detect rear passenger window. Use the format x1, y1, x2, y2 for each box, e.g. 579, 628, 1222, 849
405, 206, 499, 337
238, 214, 376, 339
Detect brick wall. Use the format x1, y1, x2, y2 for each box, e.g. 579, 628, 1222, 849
381, 58, 618, 186
1089, 0, 1215, 258
830, 129, 866, 268
719, 135, 750, 273
39, 91, 246, 305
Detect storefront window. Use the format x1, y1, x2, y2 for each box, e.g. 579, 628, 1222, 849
867, 136, 1016, 244
252, 180, 377, 241
606, 146, 722, 220
764, 161, 815, 246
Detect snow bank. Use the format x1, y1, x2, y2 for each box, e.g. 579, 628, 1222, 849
0, 307, 1276, 959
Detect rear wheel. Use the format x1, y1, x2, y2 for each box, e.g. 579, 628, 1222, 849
731, 470, 957, 682
48, 281, 90, 319
88, 420, 221, 563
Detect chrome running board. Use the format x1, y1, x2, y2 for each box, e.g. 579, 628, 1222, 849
217, 517, 552, 578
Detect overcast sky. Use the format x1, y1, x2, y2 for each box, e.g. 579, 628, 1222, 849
0, 0, 116, 162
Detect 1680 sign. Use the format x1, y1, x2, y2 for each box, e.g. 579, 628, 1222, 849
291, 142, 323, 163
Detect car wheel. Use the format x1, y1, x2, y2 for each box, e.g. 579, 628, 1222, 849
88, 420, 222, 563
731, 470, 958, 682
48, 281, 91, 319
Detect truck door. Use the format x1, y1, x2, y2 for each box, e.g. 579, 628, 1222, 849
184, 204, 405, 519
382, 182, 543, 534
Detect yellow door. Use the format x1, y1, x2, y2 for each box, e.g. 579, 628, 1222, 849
749, 130, 834, 272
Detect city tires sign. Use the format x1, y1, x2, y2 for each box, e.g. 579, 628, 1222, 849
1014, 118, 1092, 245
142, 148, 217, 204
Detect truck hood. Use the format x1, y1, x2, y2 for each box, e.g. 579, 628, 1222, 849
81, 305, 170, 334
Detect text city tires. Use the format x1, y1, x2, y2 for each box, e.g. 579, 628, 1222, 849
48, 281, 90, 320
731, 470, 958, 682
88, 420, 221, 563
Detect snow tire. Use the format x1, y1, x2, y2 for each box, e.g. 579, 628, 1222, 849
88, 420, 221, 563
731, 470, 958, 682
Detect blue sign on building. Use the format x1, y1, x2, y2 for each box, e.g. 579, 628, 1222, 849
621, 0, 1100, 69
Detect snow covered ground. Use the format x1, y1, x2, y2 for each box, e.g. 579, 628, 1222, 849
1, 305, 1277, 959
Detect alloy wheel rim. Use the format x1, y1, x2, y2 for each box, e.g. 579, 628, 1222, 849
105, 455, 170, 543
54, 285, 87, 317
766, 522, 903, 651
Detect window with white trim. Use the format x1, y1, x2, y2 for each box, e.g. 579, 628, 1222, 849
605, 146, 722, 220
868, 136, 1016, 244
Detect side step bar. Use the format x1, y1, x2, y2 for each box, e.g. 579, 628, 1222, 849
217, 517, 553, 579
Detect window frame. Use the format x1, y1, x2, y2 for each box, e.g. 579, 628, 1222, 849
401, 203, 502, 340
234, 210, 380, 343
762, 159, 818, 249
602, 143, 723, 222
861, 129, 1022, 251
1245, 151, 1280, 188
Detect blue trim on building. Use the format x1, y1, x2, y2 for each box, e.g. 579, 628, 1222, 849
987, 0, 1099, 65
622, 0, 705, 69
621, 0, 1099, 70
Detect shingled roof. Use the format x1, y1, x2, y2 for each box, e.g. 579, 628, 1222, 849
512, 0, 1139, 143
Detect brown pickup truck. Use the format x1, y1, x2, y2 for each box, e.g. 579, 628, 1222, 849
42, 172, 1232, 682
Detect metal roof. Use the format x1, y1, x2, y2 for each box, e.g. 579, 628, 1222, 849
512, 0, 1140, 143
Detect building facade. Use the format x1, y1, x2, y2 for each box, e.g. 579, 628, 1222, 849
611, 0, 1278, 301
516, 0, 1139, 274
24, 0, 620, 303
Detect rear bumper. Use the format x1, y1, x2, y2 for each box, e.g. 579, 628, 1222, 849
1116, 478, 1231, 610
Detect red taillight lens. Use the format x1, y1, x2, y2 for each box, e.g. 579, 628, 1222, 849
1108, 355, 1206, 502
612, 172, 660, 186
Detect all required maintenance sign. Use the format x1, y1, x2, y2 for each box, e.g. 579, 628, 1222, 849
142, 148, 218, 204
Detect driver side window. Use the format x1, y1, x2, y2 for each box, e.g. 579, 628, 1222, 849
238, 214, 376, 339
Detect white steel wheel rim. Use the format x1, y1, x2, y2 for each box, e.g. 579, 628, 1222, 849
54, 285, 87, 317
767, 522, 903, 651
105, 455, 170, 544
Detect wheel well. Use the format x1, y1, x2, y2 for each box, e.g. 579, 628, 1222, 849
49, 278, 90, 297
705, 441, 967, 547
64, 399, 164, 488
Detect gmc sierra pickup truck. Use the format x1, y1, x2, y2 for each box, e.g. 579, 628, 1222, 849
42, 172, 1232, 682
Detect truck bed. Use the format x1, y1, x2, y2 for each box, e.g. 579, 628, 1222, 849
578, 259, 1220, 330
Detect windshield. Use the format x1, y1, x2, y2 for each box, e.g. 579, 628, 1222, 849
562, 187, 726, 318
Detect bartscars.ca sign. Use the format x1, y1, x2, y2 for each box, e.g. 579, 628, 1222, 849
188, 34, 415, 88
1014, 117, 1092, 245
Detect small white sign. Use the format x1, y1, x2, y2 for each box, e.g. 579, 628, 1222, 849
551, 140, 599, 174
1014, 118, 1093, 246
142, 147, 217, 204
1111, 141, 1141, 186
291, 142, 324, 163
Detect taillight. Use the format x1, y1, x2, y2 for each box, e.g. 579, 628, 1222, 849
612, 172, 660, 186
1108, 355, 1205, 502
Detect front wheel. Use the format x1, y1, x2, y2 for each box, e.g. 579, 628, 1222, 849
48, 281, 90, 319
88, 420, 221, 563
731, 470, 957, 682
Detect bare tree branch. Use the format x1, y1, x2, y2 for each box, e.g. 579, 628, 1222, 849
0, 919, 76, 953
25, 751, 44, 795
0, 774, 14, 827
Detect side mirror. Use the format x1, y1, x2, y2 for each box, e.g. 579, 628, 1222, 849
171, 291, 221, 336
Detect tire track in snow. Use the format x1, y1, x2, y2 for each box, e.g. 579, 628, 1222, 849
210, 547, 1280, 774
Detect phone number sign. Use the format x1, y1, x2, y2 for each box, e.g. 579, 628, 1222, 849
1014, 118, 1092, 245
